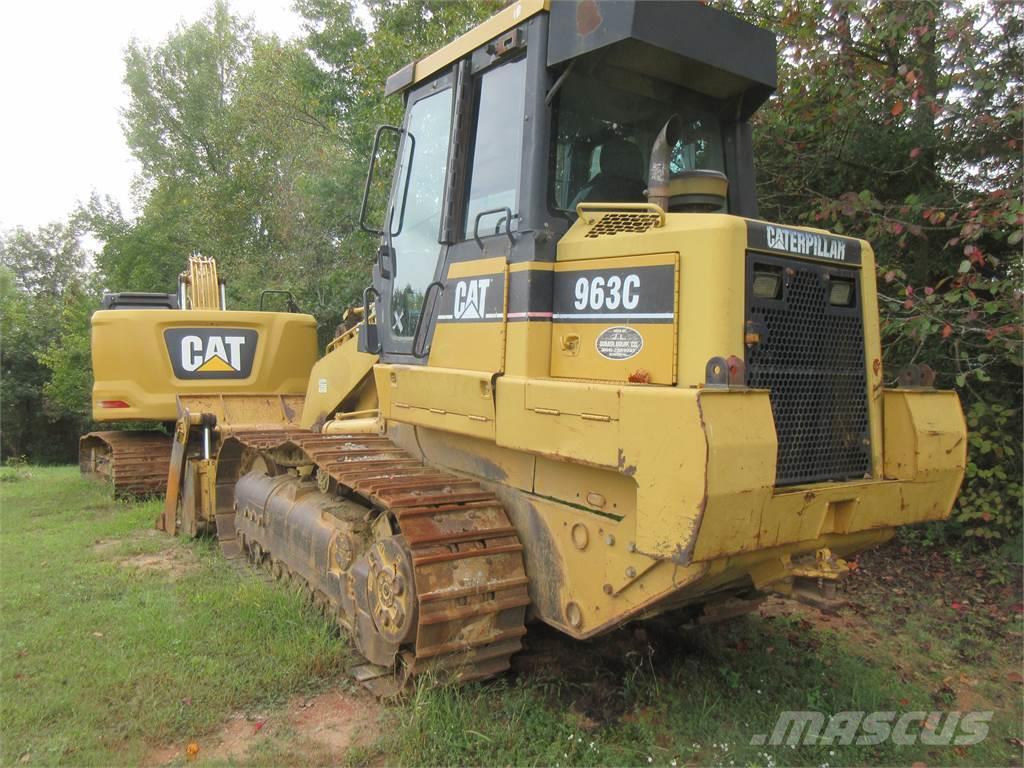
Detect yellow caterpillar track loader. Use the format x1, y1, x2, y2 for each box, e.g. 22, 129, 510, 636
79, 255, 317, 496
163, 1, 966, 691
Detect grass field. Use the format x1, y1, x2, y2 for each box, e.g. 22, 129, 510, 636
1, 466, 1021, 767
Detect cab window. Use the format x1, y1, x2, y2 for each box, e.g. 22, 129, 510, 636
389, 86, 453, 338
463, 57, 528, 238
551, 66, 724, 213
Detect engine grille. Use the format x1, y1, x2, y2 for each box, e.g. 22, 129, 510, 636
745, 253, 871, 486
584, 212, 660, 238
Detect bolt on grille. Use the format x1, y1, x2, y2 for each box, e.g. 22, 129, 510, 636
745, 253, 871, 486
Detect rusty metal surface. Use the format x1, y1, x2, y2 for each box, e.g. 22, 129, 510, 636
225, 427, 530, 687
79, 431, 173, 497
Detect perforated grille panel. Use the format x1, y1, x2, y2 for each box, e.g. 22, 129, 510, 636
584, 212, 660, 238
745, 253, 871, 486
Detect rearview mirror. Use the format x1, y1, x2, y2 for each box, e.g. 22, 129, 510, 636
359, 124, 408, 236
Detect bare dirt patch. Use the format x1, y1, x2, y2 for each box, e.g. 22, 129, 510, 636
92, 528, 163, 555
93, 530, 198, 581
147, 687, 381, 766
758, 594, 879, 637
119, 548, 198, 581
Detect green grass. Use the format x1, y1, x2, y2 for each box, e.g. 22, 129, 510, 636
2, 467, 1021, 767
0, 467, 349, 766
383, 612, 1021, 768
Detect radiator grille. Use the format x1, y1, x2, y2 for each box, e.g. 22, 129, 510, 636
746, 253, 871, 486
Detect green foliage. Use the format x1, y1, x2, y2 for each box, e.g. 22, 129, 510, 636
0, 221, 97, 463
958, 400, 1022, 541
733, 0, 1023, 544
36, 280, 97, 422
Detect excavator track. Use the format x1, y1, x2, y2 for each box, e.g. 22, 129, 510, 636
221, 427, 530, 690
79, 431, 173, 497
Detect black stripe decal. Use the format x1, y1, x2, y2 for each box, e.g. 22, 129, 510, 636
553, 264, 675, 324
508, 270, 553, 321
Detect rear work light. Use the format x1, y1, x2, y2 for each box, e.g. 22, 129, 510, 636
98, 400, 131, 409
752, 267, 783, 299
829, 278, 856, 307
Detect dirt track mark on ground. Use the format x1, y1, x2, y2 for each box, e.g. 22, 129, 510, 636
147, 687, 380, 766
93, 530, 199, 581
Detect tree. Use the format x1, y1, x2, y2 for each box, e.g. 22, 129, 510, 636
123, 0, 254, 184
0, 219, 98, 463
732, 0, 1023, 543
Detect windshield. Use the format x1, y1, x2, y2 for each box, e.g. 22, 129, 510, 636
550, 66, 724, 213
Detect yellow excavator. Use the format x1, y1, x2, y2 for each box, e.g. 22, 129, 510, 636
159, 1, 966, 691
79, 255, 317, 496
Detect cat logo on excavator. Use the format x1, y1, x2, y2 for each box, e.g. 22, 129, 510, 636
164, 329, 258, 379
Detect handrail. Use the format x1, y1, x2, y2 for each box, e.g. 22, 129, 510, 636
472, 206, 515, 249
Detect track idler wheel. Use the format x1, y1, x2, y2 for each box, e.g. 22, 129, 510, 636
353, 535, 417, 667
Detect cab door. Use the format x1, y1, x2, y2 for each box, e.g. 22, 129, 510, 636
376, 74, 454, 359
374, 49, 529, 442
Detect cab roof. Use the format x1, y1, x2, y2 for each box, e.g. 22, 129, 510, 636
385, 0, 777, 120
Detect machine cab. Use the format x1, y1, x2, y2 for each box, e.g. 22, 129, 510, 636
359, 0, 777, 366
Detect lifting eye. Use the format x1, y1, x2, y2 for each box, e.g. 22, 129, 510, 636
829, 277, 855, 307
752, 267, 782, 299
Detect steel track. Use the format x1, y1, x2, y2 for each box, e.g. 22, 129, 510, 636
79, 431, 173, 497
217, 428, 530, 688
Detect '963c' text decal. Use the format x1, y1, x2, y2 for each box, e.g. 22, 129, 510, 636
554, 264, 675, 323
164, 328, 258, 379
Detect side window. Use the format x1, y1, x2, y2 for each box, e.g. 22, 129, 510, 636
463, 57, 527, 238
390, 87, 453, 339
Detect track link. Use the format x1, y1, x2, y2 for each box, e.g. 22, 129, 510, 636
225, 428, 530, 688
79, 431, 173, 497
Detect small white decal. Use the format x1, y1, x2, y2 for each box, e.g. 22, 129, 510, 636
318, 378, 328, 394
595, 326, 643, 361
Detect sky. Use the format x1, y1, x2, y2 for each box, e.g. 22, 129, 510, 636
0, 0, 306, 233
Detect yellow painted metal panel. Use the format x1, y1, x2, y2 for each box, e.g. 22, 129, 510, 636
429, 257, 508, 372
549, 252, 678, 385
505, 321, 552, 378
91, 309, 317, 422
556, 213, 749, 387
414, 426, 536, 491
524, 378, 621, 419
533, 456, 637, 519
690, 389, 776, 561
410, 0, 548, 87
618, 386, 708, 556
379, 364, 496, 440
300, 326, 378, 430
177, 394, 305, 429
884, 389, 967, 479
497, 377, 620, 468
